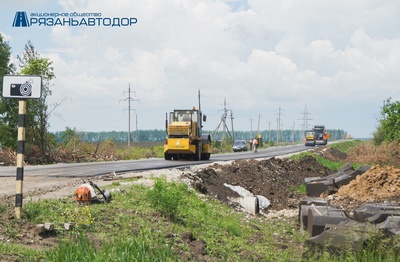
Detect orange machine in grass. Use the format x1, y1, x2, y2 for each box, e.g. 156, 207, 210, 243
75, 180, 111, 204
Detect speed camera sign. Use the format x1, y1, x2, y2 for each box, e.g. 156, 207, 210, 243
2, 75, 42, 99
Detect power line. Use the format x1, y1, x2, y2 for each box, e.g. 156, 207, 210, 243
212, 98, 233, 145
274, 105, 285, 145
120, 83, 140, 147
299, 104, 312, 131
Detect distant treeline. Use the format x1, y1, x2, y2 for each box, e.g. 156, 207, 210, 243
53, 129, 346, 143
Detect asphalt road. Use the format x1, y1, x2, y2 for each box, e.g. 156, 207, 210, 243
0, 143, 312, 178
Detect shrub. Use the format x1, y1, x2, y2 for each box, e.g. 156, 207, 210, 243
146, 179, 187, 221
346, 140, 400, 167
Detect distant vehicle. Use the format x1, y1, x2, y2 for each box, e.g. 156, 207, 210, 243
313, 125, 330, 145
232, 140, 248, 152
304, 125, 330, 146
305, 130, 316, 146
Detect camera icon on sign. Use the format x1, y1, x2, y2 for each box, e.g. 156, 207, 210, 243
10, 81, 32, 97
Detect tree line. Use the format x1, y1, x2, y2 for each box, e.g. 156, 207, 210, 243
52, 128, 346, 143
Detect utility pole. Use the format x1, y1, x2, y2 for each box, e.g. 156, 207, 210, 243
222, 99, 227, 143
268, 122, 271, 142
292, 121, 295, 143
135, 110, 138, 142
230, 111, 235, 141
257, 114, 261, 135
120, 83, 140, 147
212, 98, 233, 145
299, 104, 312, 131
276, 118, 279, 145
250, 118, 253, 139
275, 106, 283, 145
298, 105, 312, 142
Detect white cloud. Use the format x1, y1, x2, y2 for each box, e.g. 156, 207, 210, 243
2, 0, 400, 138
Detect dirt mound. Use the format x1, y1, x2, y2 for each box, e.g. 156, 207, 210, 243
312, 146, 347, 162
189, 156, 335, 210
334, 165, 400, 202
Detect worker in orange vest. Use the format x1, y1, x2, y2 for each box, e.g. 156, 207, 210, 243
249, 138, 253, 151
253, 138, 259, 152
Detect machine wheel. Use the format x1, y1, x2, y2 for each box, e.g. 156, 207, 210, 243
164, 153, 172, 160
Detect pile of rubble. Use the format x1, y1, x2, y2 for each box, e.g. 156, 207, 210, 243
186, 147, 400, 255
301, 165, 400, 255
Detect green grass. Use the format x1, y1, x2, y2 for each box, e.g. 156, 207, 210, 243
291, 184, 307, 194
0, 180, 309, 261
45, 233, 178, 262
290, 141, 368, 171
290, 151, 343, 171
330, 140, 364, 153
0, 242, 44, 262
1, 177, 397, 261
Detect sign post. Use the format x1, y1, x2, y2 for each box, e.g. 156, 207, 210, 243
2, 75, 42, 219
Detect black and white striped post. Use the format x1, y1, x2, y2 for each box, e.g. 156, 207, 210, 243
15, 100, 27, 219
2, 75, 42, 219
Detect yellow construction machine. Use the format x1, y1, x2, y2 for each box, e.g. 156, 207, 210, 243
304, 130, 316, 146
164, 91, 212, 160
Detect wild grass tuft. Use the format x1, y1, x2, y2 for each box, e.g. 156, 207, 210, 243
45, 233, 178, 262
146, 178, 187, 221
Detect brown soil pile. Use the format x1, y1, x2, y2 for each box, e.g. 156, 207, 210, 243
334, 165, 400, 203
189, 147, 400, 213
189, 156, 335, 210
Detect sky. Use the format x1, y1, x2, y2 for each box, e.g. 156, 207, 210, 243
1, 0, 400, 139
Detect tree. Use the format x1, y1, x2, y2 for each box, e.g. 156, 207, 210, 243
374, 98, 400, 145
0, 34, 16, 148
60, 127, 80, 145
17, 41, 57, 159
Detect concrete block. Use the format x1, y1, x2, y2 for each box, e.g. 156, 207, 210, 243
44, 222, 54, 231
307, 206, 349, 237
35, 224, 45, 235
305, 179, 334, 197
64, 223, 74, 231
353, 203, 400, 222
238, 197, 259, 215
